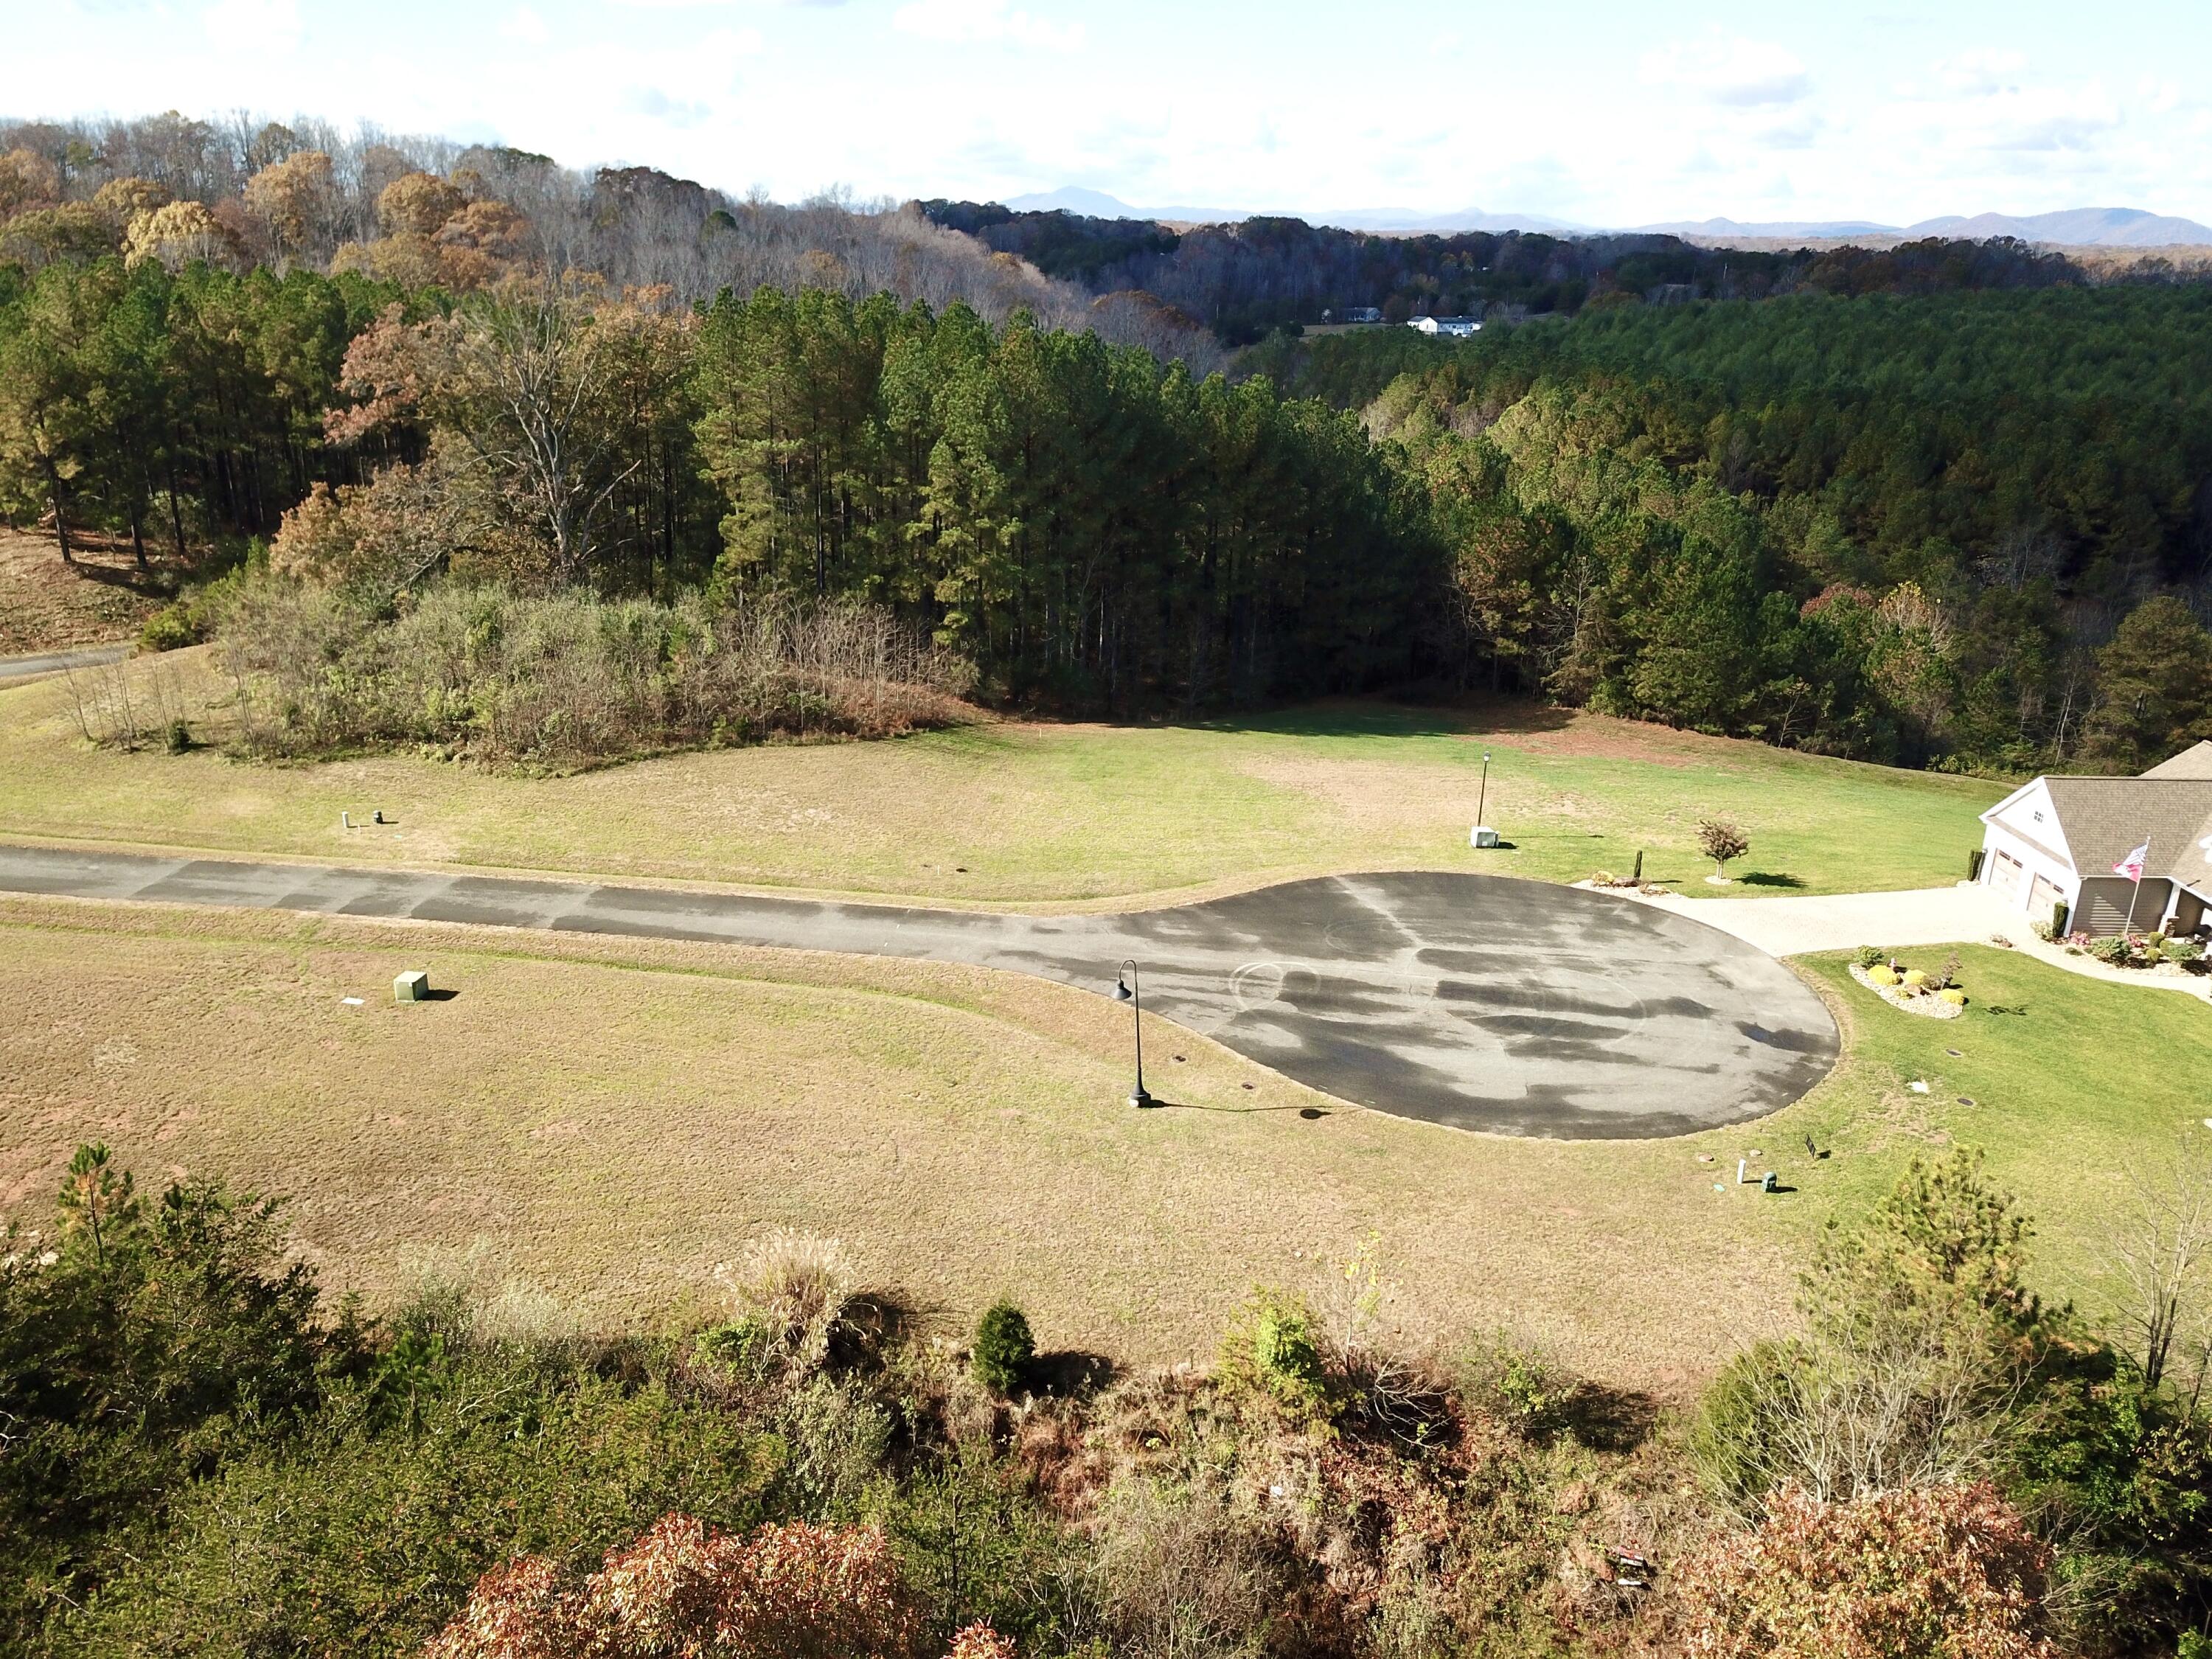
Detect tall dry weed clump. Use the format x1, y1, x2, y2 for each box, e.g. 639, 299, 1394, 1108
216, 580, 973, 771
714, 1231, 857, 1377
63, 658, 192, 751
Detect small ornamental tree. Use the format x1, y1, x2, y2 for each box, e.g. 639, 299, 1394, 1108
971, 1300, 1036, 1397
1697, 819, 1751, 880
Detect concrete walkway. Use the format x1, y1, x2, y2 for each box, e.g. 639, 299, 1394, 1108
0, 843, 1838, 1141
1612, 882, 2018, 956
1611, 879, 2212, 1004
0, 643, 131, 685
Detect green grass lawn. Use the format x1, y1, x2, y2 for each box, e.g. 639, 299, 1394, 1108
1754, 945, 2212, 1316
0, 650, 2002, 904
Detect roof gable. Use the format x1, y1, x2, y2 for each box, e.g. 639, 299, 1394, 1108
2143, 740, 2212, 779
1984, 779, 2073, 869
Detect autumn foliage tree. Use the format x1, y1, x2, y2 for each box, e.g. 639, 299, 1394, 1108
425, 1515, 987, 1659
1660, 1482, 2057, 1659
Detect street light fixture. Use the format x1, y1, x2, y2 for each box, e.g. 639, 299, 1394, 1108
1471, 751, 1499, 848
1110, 959, 1153, 1107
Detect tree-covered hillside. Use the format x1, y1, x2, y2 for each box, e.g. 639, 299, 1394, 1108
2, 113, 2208, 776
917, 200, 2185, 346
1329, 288, 2212, 768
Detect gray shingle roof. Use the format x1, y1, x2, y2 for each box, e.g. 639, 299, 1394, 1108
2040, 777, 2212, 885
2142, 740, 2212, 779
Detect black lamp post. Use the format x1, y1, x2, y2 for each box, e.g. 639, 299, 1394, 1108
1110, 959, 1152, 1107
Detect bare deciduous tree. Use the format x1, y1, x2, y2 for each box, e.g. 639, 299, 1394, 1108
2105, 1134, 2212, 1408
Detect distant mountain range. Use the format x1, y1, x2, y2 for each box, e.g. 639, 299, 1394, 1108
1001, 190, 2212, 247
1641, 207, 2212, 246
1003, 188, 1584, 235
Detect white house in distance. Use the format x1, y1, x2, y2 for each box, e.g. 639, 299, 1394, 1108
1976, 740, 2212, 936
1408, 315, 1481, 338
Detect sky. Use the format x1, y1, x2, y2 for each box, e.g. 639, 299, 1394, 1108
13, 0, 2211, 226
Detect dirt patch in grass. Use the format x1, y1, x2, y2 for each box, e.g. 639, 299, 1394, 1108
0, 530, 184, 655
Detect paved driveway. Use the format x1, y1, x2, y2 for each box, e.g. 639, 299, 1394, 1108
0, 644, 131, 684
1618, 883, 2017, 956
0, 845, 1838, 1140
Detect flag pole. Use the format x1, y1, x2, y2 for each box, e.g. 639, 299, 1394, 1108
2123, 836, 2153, 937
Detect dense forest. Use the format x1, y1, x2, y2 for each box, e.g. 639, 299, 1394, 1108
917, 199, 2202, 346
1255, 291, 2212, 769
0, 114, 1225, 367
1, 112, 2210, 775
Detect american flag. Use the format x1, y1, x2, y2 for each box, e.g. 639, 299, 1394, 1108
2115, 841, 2151, 883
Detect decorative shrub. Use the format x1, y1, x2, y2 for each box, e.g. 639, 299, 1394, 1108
2088, 936, 2130, 965
2030, 918, 2056, 943
1854, 947, 1885, 970
971, 1300, 1035, 1397
1870, 967, 1900, 987
1902, 970, 1928, 990
1938, 988, 1967, 1006
2161, 937, 2205, 963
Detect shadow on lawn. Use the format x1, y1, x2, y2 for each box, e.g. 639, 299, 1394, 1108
1030, 1349, 1120, 1397
1738, 872, 1807, 889
1113, 694, 1579, 743
1148, 1097, 1333, 1120
1554, 1382, 1663, 1453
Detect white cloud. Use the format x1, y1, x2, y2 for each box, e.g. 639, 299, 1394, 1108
1642, 35, 1809, 107
501, 5, 549, 44
1936, 49, 2025, 96
202, 0, 300, 55
892, 0, 1082, 52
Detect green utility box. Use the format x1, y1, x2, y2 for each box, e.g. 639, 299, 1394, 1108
394, 970, 431, 1003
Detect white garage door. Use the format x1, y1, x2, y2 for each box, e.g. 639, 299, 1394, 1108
1990, 847, 2025, 898
2028, 873, 2064, 922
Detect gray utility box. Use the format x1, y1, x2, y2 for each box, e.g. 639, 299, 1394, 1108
393, 970, 431, 1003
1470, 826, 1500, 849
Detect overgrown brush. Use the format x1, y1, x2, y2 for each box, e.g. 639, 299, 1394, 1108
215, 579, 975, 771
15, 1148, 2208, 1658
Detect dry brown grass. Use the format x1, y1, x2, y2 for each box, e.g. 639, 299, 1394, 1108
0, 894, 1809, 1396
0, 529, 181, 655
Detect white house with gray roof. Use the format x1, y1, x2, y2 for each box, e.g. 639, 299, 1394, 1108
1976, 740, 2212, 936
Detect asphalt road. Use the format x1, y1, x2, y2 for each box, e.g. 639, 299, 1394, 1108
0, 644, 132, 684
0, 845, 1838, 1139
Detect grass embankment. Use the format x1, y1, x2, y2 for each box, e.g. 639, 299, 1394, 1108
4, 905, 2197, 1394
0, 647, 2000, 904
